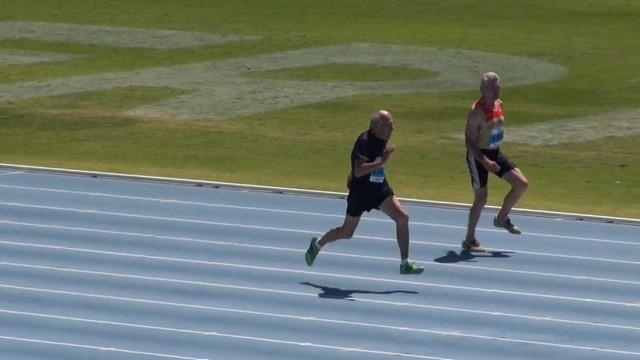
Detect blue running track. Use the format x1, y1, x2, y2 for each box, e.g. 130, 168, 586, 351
0, 167, 638, 360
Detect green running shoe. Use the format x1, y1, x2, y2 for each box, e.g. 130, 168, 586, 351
305, 237, 320, 266
400, 261, 424, 274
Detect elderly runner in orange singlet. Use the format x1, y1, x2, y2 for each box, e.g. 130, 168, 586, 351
463, 72, 529, 252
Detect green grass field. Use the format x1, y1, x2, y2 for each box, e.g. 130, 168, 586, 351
0, 0, 638, 218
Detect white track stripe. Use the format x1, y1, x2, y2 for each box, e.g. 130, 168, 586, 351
0, 184, 636, 246
0, 172, 22, 176
3, 219, 639, 286
1, 292, 639, 357
0, 310, 452, 360
0, 335, 207, 360
0, 252, 637, 307
3, 279, 640, 333
2, 203, 639, 265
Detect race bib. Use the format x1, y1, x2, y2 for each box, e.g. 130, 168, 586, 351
369, 157, 385, 183
489, 127, 504, 149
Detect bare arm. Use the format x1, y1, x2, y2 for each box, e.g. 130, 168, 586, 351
352, 146, 395, 178
465, 109, 500, 173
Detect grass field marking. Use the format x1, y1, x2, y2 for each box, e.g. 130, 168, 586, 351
508, 109, 640, 145
0, 43, 566, 121
0, 48, 85, 66
130, 43, 567, 120
0, 20, 258, 49
450, 108, 640, 145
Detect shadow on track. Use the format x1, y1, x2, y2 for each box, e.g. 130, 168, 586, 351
300, 282, 418, 301
434, 250, 514, 263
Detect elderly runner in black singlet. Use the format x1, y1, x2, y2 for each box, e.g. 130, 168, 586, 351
305, 110, 423, 274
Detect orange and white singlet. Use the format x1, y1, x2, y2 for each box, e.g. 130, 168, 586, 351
474, 99, 505, 150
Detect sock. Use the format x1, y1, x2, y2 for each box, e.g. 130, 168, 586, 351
314, 239, 322, 250
401, 258, 409, 266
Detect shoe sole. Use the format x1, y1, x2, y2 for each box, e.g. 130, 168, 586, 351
463, 246, 486, 253
305, 239, 318, 266
462, 242, 486, 252
305, 249, 316, 266
493, 218, 522, 235
496, 226, 522, 235
401, 268, 424, 275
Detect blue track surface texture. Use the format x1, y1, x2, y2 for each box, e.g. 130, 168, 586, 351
0, 169, 638, 359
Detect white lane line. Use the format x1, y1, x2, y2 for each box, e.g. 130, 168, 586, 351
2, 203, 639, 265
0, 310, 452, 360
0, 183, 636, 246
1, 294, 639, 357
2, 220, 640, 286
3, 278, 640, 333
0, 335, 207, 360
0, 250, 637, 308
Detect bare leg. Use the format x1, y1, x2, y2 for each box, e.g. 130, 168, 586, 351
378, 195, 410, 260
497, 168, 528, 221
317, 215, 360, 248
465, 187, 488, 242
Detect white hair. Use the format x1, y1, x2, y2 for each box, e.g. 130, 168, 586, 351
480, 72, 500, 89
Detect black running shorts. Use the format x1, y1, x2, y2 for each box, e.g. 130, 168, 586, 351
346, 187, 394, 217
466, 148, 516, 189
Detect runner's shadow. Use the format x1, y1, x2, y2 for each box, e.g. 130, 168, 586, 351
300, 282, 418, 301
434, 250, 514, 263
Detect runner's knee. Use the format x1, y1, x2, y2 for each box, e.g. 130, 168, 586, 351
474, 190, 488, 206
337, 226, 355, 239
395, 211, 409, 226
515, 177, 529, 192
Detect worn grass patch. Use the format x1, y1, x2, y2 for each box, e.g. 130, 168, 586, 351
244, 64, 437, 82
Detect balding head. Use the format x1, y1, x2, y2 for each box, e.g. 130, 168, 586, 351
369, 110, 394, 140
370, 109, 392, 126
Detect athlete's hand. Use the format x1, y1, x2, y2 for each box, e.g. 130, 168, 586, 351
382, 146, 395, 162
482, 158, 501, 173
